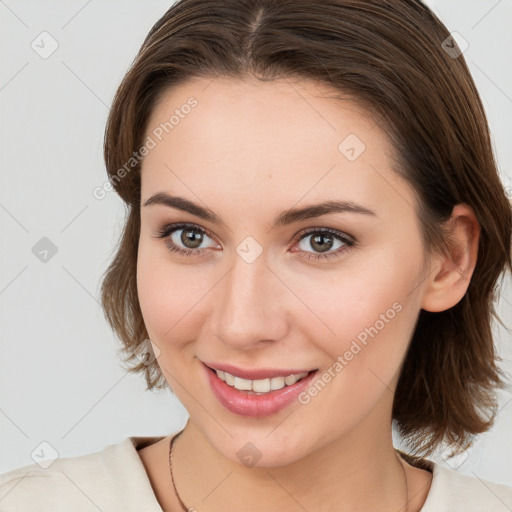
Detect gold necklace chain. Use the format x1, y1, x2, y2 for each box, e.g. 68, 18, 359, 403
168, 430, 409, 512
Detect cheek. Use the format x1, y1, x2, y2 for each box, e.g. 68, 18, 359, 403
294, 244, 424, 420
295, 255, 419, 351
293, 281, 418, 441
301, 278, 414, 397
298, 237, 421, 363
136, 239, 179, 343
136, 238, 212, 350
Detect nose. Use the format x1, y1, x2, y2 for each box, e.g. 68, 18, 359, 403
212, 248, 289, 351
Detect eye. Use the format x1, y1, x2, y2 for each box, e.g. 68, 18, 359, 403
155, 223, 218, 258
154, 223, 355, 261
292, 227, 355, 261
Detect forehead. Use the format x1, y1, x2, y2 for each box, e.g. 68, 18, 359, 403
146, 76, 378, 148
140, 76, 415, 216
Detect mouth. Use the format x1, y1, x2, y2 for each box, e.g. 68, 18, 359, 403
202, 362, 319, 418
204, 363, 317, 395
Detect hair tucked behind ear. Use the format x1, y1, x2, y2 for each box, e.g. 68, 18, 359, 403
100, 0, 512, 458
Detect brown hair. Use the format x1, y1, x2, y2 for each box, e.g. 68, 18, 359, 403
100, 0, 512, 459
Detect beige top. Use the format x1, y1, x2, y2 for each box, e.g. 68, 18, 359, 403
1, 435, 512, 511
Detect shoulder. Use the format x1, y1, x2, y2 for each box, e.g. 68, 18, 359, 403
421, 461, 512, 511
0, 444, 115, 511
0, 436, 164, 512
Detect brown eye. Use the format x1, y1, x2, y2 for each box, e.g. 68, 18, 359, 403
180, 227, 205, 249
294, 228, 355, 261
155, 223, 217, 257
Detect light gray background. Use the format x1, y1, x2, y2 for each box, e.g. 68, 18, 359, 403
1, 0, 511, 487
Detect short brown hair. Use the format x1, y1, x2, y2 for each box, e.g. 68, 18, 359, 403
101, 0, 512, 459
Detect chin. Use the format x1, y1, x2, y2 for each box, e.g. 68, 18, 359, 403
217, 431, 311, 469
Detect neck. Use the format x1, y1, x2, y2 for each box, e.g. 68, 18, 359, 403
172, 418, 408, 512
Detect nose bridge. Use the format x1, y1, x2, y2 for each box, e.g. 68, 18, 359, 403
213, 244, 286, 349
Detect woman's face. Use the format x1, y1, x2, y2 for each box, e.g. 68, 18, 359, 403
137, 76, 431, 466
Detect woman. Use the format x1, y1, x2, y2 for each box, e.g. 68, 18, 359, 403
1, 0, 512, 510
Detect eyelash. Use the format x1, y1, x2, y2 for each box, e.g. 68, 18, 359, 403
154, 222, 356, 261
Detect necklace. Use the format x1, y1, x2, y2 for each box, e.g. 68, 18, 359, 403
169, 430, 190, 512
168, 429, 409, 512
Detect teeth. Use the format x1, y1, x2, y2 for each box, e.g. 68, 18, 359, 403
253, 378, 271, 393
215, 369, 309, 394
270, 376, 286, 391
233, 376, 252, 391
285, 374, 301, 386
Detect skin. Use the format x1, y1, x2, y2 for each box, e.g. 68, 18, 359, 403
136, 76, 480, 511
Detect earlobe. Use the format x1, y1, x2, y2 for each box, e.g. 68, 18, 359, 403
421, 204, 480, 313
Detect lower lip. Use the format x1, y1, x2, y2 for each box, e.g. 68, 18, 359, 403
204, 363, 318, 418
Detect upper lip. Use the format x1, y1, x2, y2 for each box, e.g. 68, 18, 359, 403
202, 361, 317, 380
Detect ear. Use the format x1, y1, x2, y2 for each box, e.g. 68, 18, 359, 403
421, 203, 480, 313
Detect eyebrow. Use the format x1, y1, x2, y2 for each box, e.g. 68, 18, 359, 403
143, 192, 377, 228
